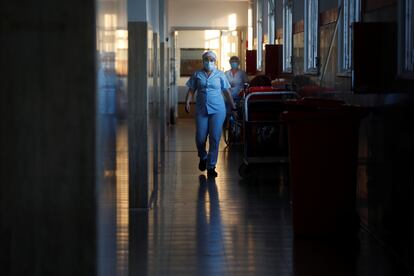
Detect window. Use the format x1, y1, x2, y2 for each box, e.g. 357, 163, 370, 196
283, 0, 293, 72
304, 0, 319, 74
268, 0, 275, 44
338, 0, 360, 73
257, 0, 263, 70
399, 0, 414, 77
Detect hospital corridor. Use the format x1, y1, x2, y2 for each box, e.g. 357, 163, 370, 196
2, 0, 414, 275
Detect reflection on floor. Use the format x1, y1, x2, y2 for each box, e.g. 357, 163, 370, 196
97, 118, 409, 276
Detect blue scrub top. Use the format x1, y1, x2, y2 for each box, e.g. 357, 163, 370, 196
224, 69, 249, 98
186, 69, 230, 115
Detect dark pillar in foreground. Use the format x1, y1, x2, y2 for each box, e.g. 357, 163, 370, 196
128, 21, 150, 209
1, 1, 96, 275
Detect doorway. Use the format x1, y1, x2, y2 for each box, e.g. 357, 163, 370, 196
171, 28, 247, 119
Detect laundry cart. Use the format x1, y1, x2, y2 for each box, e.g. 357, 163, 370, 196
238, 89, 299, 178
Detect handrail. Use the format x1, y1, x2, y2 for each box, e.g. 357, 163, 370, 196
244, 91, 299, 121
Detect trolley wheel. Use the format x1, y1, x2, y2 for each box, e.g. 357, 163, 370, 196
238, 163, 252, 178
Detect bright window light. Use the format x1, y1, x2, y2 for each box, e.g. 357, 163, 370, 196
204, 30, 220, 49
257, 0, 263, 70
104, 14, 117, 29
283, 0, 293, 72
228, 13, 237, 31
304, 0, 319, 73
115, 30, 128, 49
268, 0, 275, 44
248, 8, 253, 50
338, 0, 360, 73
220, 31, 239, 71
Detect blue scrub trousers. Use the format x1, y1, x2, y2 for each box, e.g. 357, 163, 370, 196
195, 111, 226, 169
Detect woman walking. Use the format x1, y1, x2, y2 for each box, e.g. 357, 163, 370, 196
185, 51, 238, 177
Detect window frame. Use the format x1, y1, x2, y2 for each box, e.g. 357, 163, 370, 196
338, 0, 360, 75
398, 0, 414, 79
304, 0, 319, 74
283, 0, 293, 73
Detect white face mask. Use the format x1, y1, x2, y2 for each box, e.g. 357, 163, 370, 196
204, 61, 215, 71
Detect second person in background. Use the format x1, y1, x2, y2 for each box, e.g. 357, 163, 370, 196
224, 56, 249, 105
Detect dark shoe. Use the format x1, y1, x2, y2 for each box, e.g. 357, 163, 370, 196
207, 168, 218, 178
198, 158, 207, 171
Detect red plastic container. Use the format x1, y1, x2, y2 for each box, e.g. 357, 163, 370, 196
281, 98, 366, 237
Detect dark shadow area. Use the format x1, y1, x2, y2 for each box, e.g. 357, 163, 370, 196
357, 104, 414, 273
293, 238, 358, 276
129, 210, 148, 276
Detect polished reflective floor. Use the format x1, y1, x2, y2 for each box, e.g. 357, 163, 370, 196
97, 118, 409, 276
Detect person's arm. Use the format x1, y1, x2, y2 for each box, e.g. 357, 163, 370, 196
220, 73, 238, 117
185, 89, 195, 113
185, 72, 197, 113
223, 89, 238, 118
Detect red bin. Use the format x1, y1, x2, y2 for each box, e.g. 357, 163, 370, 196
281, 98, 366, 237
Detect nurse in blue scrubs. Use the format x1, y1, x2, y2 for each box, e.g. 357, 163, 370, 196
225, 56, 249, 104
185, 51, 238, 177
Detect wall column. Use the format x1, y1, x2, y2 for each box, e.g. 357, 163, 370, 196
1, 0, 96, 274
128, 21, 150, 209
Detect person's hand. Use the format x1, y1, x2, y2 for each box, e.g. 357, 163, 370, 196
231, 110, 238, 120
185, 101, 191, 113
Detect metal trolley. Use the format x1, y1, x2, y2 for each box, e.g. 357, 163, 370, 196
238, 90, 299, 177
223, 106, 244, 147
